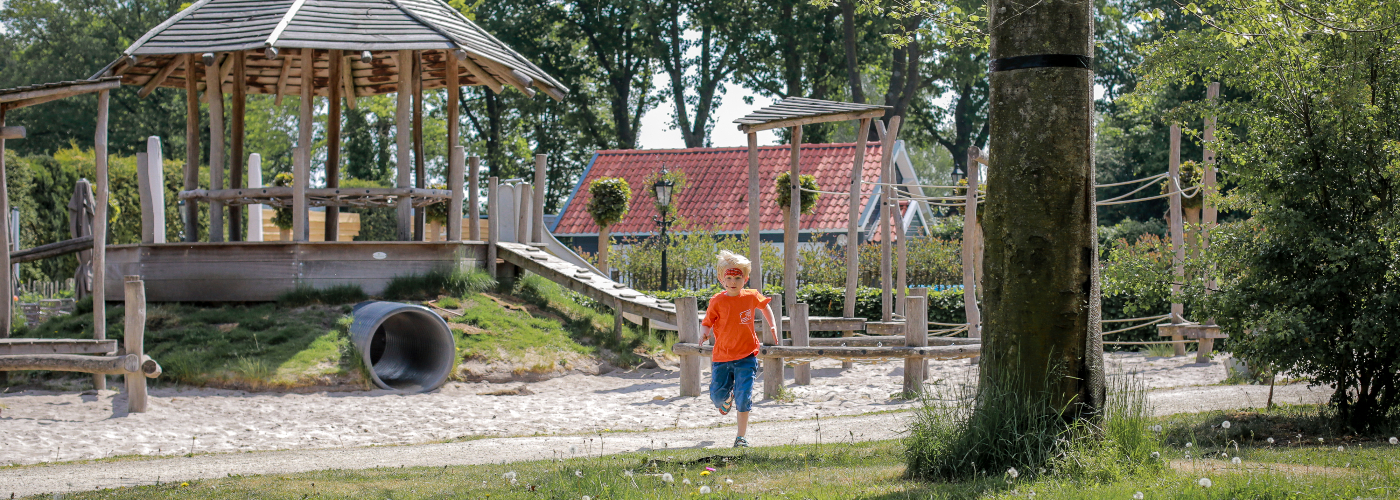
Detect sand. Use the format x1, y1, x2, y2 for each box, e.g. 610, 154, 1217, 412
0, 352, 1321, 468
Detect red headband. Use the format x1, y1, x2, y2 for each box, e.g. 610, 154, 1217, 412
723, 268, 745, 277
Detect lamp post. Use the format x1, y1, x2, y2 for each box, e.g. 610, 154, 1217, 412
653, 168, 676, 291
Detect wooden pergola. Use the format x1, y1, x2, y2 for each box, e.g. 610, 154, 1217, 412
733, 97, 891, 394
91, 0, 568, 243
0, 76, 124, 389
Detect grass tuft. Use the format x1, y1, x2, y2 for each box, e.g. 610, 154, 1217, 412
382, 269, 497, 301
275, 284, 369, 307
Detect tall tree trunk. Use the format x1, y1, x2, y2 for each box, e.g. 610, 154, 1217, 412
598, 224, 611, 277
840, 0, 864, 104
982, 0, 1103, 416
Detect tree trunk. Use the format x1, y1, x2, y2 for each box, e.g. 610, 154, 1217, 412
840, 0, 864, 105
982, 0, 1103, 416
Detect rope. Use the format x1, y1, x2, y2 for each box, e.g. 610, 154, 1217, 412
1095, 184, 1203, 206
796, 187, 860, 196
1102, 318, 1171, 336
1095, 173, 1167, 189
1097, 176, 1170, 204
861, 180, 966, 190
1103, 340, 1197, 345
1102, 314, 1172, 323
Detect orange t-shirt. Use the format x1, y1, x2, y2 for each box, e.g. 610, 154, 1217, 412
702, 289, 771, 363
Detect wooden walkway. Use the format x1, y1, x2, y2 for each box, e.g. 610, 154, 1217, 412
496, 242, 677, 325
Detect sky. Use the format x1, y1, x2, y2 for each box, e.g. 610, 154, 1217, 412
634, 71, 783, 150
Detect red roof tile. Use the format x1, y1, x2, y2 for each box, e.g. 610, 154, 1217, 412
553, 143, 884, 236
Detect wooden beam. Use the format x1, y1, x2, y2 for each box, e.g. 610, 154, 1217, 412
230, 51, 246, 241
0, 107, 10, 347
474, 56, 533, 97
448, 146, 464, 241
747, 132, 761, 290
738, 108, 886, 134
0, 126, 24, 140
964, 146, 982, 338
1168, 124, 1186, 355
325, 49, 343, 242
394, 50, 412, 241
412, 50, 426, 240
446, 49, 462, 237
139, 56, 183, 98
879, 116, 902, 322
903, 295, 928, 395
784, 125, 801, 313
341, 53, 357, 110
0, 353, 160, 376
458, 52, 503, 94
0, 78, 122, 108
468, 155, 480, 241
123, 276, 149, 412
184, 53, 200, 242
93, 89, 110, 391
677, 297, 701, 397
295, 49, 314, 241
206, 53, 225, 243
275, 54, 292, 106
9, 235, 93, 263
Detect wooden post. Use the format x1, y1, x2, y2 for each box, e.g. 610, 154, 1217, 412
205, 53, 225, 243
964, 146, 982, 338
93, 90, 110, 391
230, 51, 245, 241
184, 53, 200, 242
763, 292, 783, 399
468, 156, 481, 240
448, 146, 464, 241
792, 302, 810, 385
910, 286, 929, 380
612, 297, 624, 340
412, 51, 425, 241
784, 126, 801, 314
845, 118, 871, 345
879, 117, 902, 321
1168, 124, 1186, 356
517, 183, 532, 244
903, 295, 927, 396
0, 107, 10, 355
147, 137, 166, 243
295, 49, 314, 242
747, 132, 762, 290
896, 166, 908, 317
247, 153, 262, 241
395, 50, 413, 241
123, 275, 147, 413
533, 154, 546, 244
325, 49, 343, 242
677, 296, 701, 397
487, 176, 499, 276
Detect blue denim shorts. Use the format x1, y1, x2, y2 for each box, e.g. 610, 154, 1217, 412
710, 354, 758, 413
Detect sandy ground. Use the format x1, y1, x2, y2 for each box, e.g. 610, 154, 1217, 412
0, 353, 1331, 497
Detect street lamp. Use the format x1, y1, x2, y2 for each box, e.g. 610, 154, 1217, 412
653, 168, 676, 291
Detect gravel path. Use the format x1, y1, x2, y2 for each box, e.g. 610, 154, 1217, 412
0, 381, 1329, 498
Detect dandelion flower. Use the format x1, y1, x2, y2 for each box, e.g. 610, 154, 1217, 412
1186, 442, 1193, 448
1267, 437, 1275, 444
1231, 457, 1241, 464
1185, 452, 1191, 459
683, 478, 692, 485
1221, 420, 1231, 429
1337, 446, 1345, 452
1390, 437, 1398, 445
1007, 467, 1019, 479
699, 486, 712, 494
582, 496, 591, 500
1133, 492, 1144, 500
180, 482, 189, 487
661, 473, 674, 483
726, 478, 734, 484
503, 472, 516, 481
1198, 478, 1212, 488
700, 471, 710, 476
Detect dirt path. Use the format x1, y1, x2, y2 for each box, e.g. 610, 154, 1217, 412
0, 381, 1328, 498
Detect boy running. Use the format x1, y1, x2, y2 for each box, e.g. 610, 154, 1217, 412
700, 250, 778, 448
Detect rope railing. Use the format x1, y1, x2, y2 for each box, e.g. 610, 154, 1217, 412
1096, 172, 1168, 188
1102, 317, 1172, 336
1096, 184, 1202, 206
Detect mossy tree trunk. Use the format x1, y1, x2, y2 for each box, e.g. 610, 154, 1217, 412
982, 0, 1104, 416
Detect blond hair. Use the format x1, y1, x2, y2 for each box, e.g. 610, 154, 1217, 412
715, 249, 751, 276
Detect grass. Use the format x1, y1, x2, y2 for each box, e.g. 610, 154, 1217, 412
275, 284, 368, 307
28, 412, 1400, 500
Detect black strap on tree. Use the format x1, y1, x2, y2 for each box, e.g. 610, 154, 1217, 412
989, 54, 1094, 72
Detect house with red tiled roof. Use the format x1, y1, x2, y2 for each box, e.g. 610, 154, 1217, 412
550, 140, 936, 255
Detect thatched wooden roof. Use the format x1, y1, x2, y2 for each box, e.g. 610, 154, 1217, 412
735, 97, 888, 133
93, 0, 566, 100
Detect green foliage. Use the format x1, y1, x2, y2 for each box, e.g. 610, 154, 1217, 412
639, 168, 687, 213
1134, 0, 1400, 431
276, 284, 369, 307
773, 171, 820, 215
586, 177, 631, 229
270, 172, 294, 230
423, 183, 450, 224
1100, 233, 1174, 319
381, 269, 497, 301
339, 178, 398, 241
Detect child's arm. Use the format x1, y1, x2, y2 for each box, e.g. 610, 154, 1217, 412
700, 323, 714, 345
758, 303, 779, 344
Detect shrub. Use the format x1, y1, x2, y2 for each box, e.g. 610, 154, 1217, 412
586, 177, 631, 229
774, 171, 820, 215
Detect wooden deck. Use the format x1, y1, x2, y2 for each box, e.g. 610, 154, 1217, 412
103, 241, 485, 302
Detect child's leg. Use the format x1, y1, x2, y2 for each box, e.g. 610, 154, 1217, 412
709, 360, 735, 411
732, 356, 757, 435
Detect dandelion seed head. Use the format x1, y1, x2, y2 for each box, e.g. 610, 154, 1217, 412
1318, 437, 1325, 443
1198, 477, 1212, 488
575, 470, 582, 478
503, 472, 516, 481
683, 478, 692, 485
1231, 457, 1241, 464
1007, 467, 1019, 479
726, 479, 733, 484
1221, 420, 1231, 429
661, 473, 674, 483
1150, 451, 1160, 459
1337, 446, 1345, 452
699, 486, 712, 494
624, 470, 633, 477
1185, 442, 1193, 448
1267, 437, 1275, 444
582, 496, 591, 500
1390, 437, 1398, 445
1133, 492, 1144, 500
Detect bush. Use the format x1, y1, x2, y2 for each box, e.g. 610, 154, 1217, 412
774, 171, 820, 215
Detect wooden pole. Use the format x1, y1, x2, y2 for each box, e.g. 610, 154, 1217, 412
896, 160, 908, 317
903, 295, 927, 396
910, 286, 929, 379
487, 176, 499, 276
747, 132, 762, 290
963, 146, 982, 338
845, 119, 870, 316
147, 137, 166, 243
677, 296, 701, 397
205, 53, 225, 243
784, 126, 801, 313
325, 49, 343, 242
878, 117, 902, 321
93, 90, 110, 391
395, 50, 412, 241
446, 49, 464, 237
123, 275, 147, 413
295, 49, 314, 242
412, 51, 425, 241
448, 146, 464, 241
1168, 124, 1186, 355
792, 302, 810, 385
533, 154, 546, 244
184, 53, 200, 242
230, 51, 245, 241
468, 156, 480, 240
517, 183, 532, 244
0, 107, 10, 358
763, 292, 783, 399
247, 153, 262, 241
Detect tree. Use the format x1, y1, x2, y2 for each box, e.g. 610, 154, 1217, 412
1141, 0, 1400, 431
736, 0, 846, 143
587, 177, 631, 276
556, 0, 658, 150
648, 0, 757, 148
773, 171, 820, 215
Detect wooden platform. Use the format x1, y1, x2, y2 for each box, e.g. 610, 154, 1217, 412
104, 241, 485, 302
